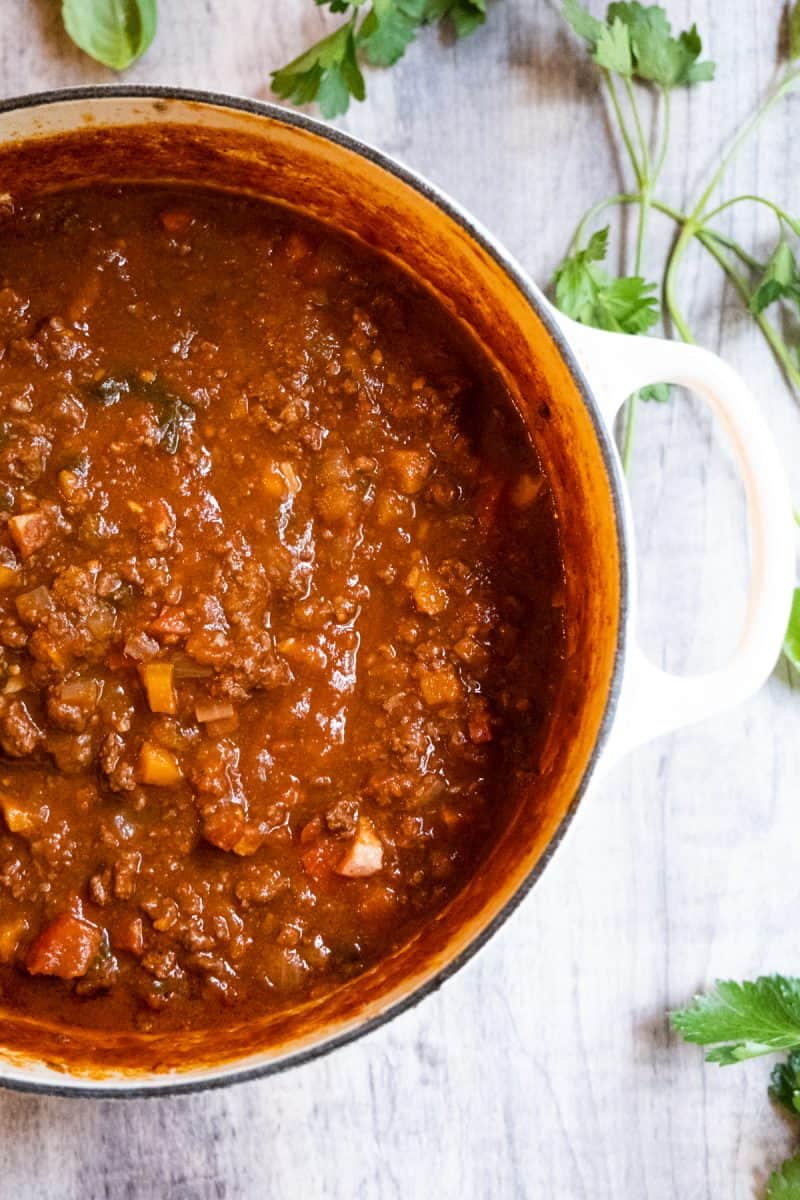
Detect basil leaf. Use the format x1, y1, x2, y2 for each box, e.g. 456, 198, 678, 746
62, 0, 157, 71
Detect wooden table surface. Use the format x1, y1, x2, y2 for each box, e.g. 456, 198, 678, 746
1, 2, 798, 1196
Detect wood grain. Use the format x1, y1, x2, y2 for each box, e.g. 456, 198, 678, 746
0, 2, 799, 1196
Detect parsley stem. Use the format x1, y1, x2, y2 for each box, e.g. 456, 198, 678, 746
690, 67, 800, 226
604, 72, 644, 189
652, 88, 671, 187
699, 229, 763, 273
623, 76, 650, 184
620, 388, 639, 472
570, 194, 687, 252
702, 193, 795, 232
697, 232, 800, 391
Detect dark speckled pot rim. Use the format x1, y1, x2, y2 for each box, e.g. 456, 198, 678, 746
0, 85, 629, 1100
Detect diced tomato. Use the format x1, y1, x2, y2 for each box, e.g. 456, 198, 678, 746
149, 606, 191, 638
299, 816, 323, 846
112, 913, 144, 957
8, 510, 53, 558
301, 838, 342, 882
26, 913, 102, 979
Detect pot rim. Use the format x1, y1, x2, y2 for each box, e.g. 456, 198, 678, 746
0, 84, 629, 1098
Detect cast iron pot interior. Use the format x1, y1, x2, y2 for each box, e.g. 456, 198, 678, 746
0, 89, 625, 1091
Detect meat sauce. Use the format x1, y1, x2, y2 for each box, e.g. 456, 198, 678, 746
0, 186, 565, 1035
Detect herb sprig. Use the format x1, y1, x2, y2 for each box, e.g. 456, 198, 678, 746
59, 0, 486, 115
271, 0, 488, 117
556, 0, 800, 668
673, 977, 800, 1196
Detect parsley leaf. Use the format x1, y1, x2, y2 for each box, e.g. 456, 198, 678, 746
594, 17, 633, 76
359, 0, 429, 67
271, 19, 366, 118
783, 588, 800, 672
273, 0, 485, 115
671, 977, 800, 1064
562, 0, 604, 44
640, 382, 670, 402
608, 3, 714, 86
564, 1, 714, 88
553, 226, 660, 334
767, 1156, 800, 1200
769, 1049, 800, 1116
315, 1, 365, 11
433, 0, 487, 39
750, 241, 800, 314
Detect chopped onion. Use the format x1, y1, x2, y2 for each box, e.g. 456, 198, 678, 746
15, 586, 52, 625
195, 700, 235, 724
123, 632, 160, 662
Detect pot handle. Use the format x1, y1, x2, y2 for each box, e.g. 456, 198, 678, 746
551, 312, 795, 767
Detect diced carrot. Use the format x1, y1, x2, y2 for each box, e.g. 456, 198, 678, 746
0, 795, 43, 837
376, 491, 414, 530
57, 468, 87, 504
336, 818, 384, 878
389, 449, 431, 495
419, 666, 463, 707
139, 742, 183, 787
277, 636, 328, 671
406, 565, 448, 616
264, 461, 302, 500
26, 913, 102, 978
8, 511, 52, 558
142, 662, 177, 714
0, 912, 29, 962
231, 826, 267, 857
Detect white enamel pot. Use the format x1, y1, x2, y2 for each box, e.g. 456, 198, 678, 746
0, 88, 792, 1095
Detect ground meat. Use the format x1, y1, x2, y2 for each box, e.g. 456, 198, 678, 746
0, 184, 565, 1047
0, 699, 42, 757
324, 798, 359, 836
